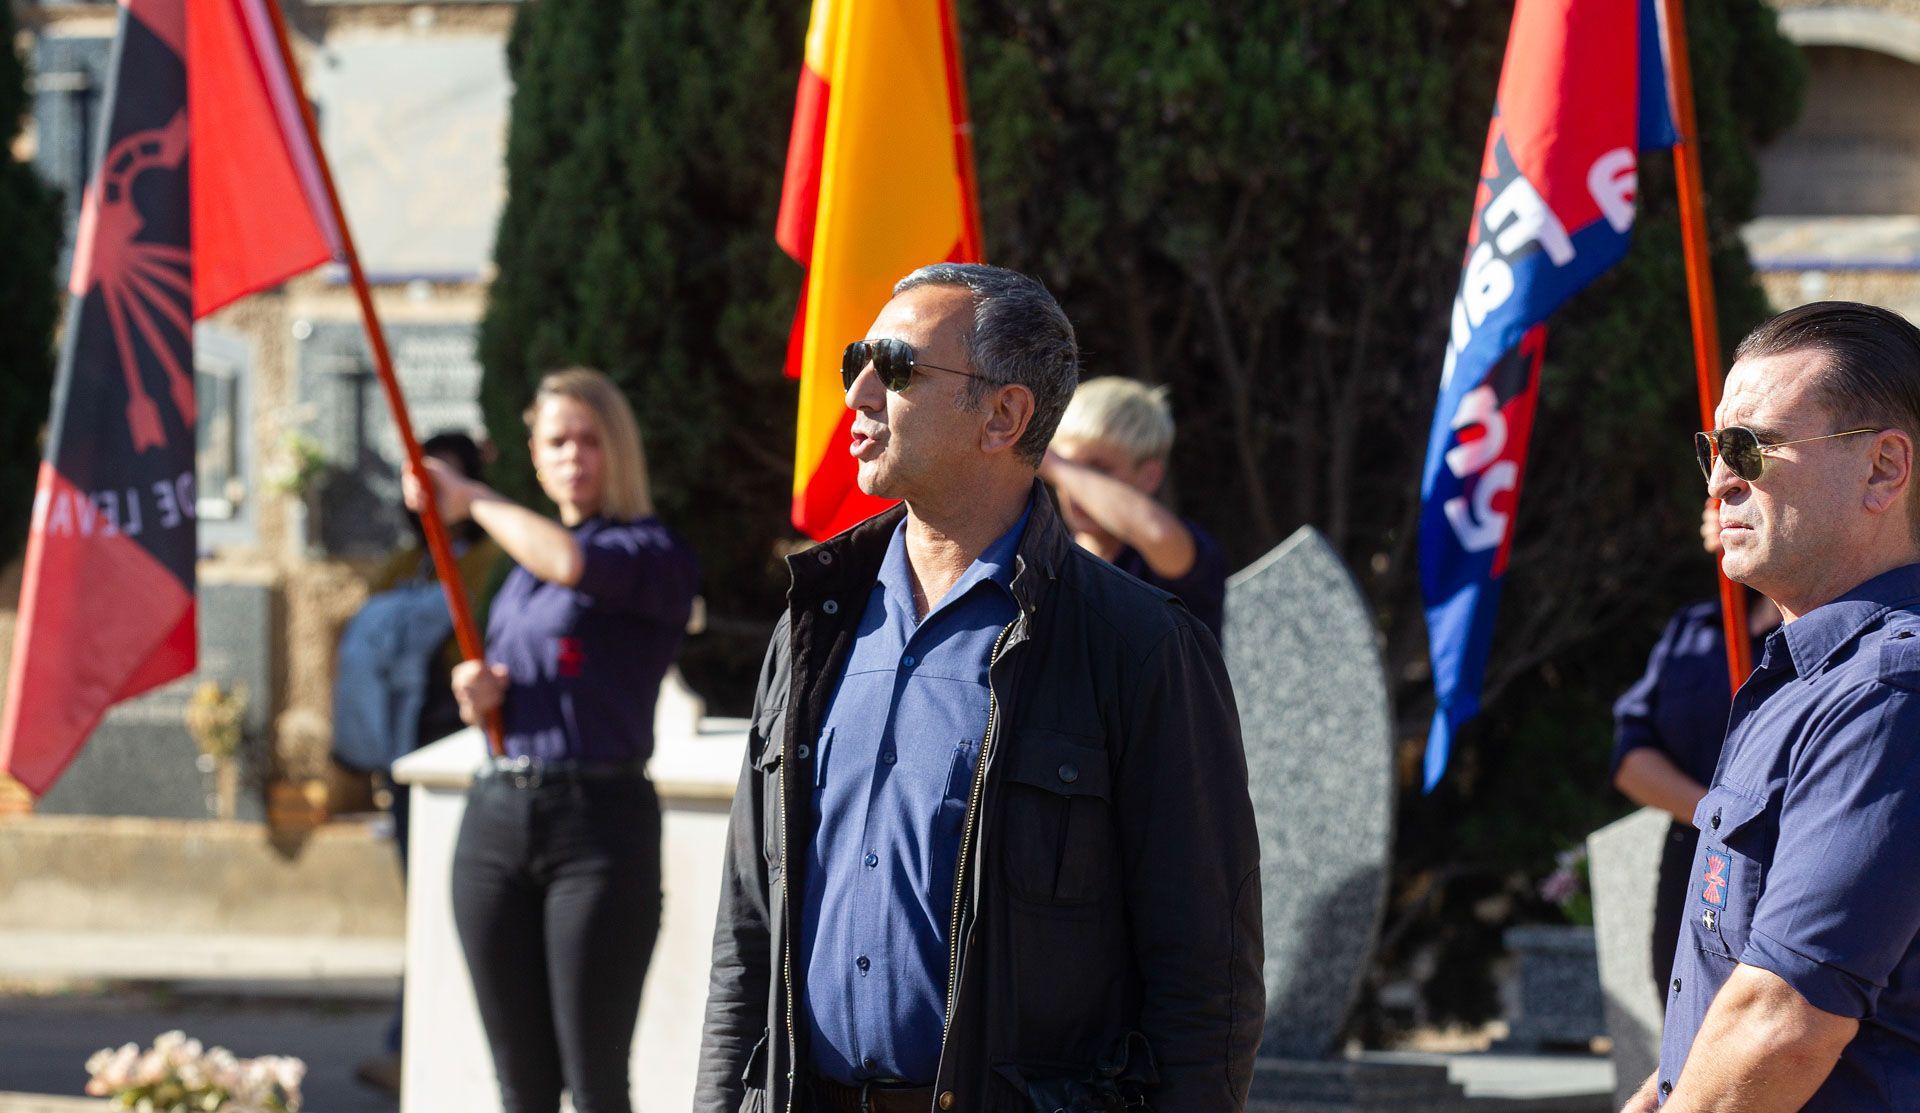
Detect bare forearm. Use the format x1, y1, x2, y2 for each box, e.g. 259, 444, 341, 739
1618, 1071, 1658, 1113
469, 493, 584, 586
1665, 966, 1854, 1113
1047, 461, 1194, 576
1614, 748, 1708, 823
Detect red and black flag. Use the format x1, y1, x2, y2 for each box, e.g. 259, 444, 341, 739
2, 0, 341, 795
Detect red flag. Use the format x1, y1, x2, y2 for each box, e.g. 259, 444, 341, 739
1, 0, 341, 795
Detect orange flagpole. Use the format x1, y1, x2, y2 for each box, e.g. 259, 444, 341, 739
1662, 0, 1753, 695
256, 1, 503, 755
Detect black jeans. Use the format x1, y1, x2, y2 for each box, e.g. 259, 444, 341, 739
452, 773, 663, 1113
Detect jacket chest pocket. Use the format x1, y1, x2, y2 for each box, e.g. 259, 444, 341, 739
1690, 784, 1769, 959
998, 729, 1114, 907
751, 710, 786, 869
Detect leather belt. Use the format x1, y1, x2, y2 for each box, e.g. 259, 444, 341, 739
810, 1075, 937, 1113
475, 755, 647, 789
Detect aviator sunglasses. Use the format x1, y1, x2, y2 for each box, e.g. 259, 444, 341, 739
1694, 425, 1878, 483
842, 338, 997, 393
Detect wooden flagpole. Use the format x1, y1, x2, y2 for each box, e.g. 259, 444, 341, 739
1662, 0, 1754, 694
256, 0, 504, 755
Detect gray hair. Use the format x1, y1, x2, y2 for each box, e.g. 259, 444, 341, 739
893, 263, 1079, 466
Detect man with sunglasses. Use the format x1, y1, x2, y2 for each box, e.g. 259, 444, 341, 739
1630, 301, 1920, 1113
696, 264, 1261, 1113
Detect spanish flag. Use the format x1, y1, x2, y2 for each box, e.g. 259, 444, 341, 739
777, 0, 985, 539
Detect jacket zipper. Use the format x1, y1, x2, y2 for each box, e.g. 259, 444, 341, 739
779, 752, 796, 1113
942, 616, 1019, 1041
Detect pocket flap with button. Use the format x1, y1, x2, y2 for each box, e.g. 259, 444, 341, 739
1693, 783, 1767, 840
750, 709, 785, 771
1005, 728, 1109, 798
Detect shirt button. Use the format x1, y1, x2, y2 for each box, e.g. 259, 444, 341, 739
864, 851, 878, 868
902, 655, 917, 668
1711, 811, 1721, 830
938, 1092, 955, 1111
881, 750, 897, 765
856, 955, 870, 973
822, 599, 840, 615
1672, 977, 1682, 994
1661, 1080, 1673, 1096
863, 1057, 877, 1072
1058, 763, 1079, 784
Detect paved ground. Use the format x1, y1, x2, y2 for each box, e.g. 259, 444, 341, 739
0, 987, 399, 1113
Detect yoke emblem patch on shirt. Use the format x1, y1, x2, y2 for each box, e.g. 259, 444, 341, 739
1701, 852, 1728, 906
557, 636, 586, 678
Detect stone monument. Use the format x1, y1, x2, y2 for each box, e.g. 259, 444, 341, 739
36, 581, 274, 820
1589, 807, 1672, 1109
1225, 526, 1395, 1061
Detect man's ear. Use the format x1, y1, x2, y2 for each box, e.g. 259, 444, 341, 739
1865, 428, 1915, 517
980, 383, 1036, 457
1136, 456, 1166, 497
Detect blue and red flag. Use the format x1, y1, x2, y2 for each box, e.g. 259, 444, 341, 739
1418, 0, 1676, 791
1, 0, 342, 795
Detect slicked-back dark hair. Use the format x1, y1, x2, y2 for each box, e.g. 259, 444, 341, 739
1735, 301, 1920, 537
1734, 301, 1920, 435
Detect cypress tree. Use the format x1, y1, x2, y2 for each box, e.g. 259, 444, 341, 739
0, 6, 63, 566
478, 0, 808, 695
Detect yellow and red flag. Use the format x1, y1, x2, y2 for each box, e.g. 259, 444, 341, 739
777, 0, 985, 539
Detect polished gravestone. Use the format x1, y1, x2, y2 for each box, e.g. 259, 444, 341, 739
1590, 807, 1672, 1110
296, 322, 487, 557
37, 581, 273, 820
1226, 526, 1395, 1060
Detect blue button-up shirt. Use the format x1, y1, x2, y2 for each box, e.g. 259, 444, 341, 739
799, 507, 1029, 1085
1612, 599, 1769, 787
1658, 564, 1920, 1109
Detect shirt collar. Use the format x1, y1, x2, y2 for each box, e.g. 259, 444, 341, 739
877, 498, 1032, 623
1783, 562, 1920, 677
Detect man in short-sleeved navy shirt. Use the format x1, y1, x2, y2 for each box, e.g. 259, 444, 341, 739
1634, 301, 1920, 1113
1041, 376, 1228, 642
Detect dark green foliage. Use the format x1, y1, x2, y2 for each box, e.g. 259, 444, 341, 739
478, 0, 808, 694
963, 0, 1801, 1033
483, 0, 1801, 1031
0, 5, 62, 567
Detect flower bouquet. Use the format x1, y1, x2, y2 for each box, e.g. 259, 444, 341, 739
85, 1031, 304, 1113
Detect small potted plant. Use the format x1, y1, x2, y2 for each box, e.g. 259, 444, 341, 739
85, 1030, 304, 1112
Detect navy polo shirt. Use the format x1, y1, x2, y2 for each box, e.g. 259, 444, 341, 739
1657, 564, 1920, 1109
1111, 517, 1227, 644
799, 505, 1029, 1086
1612, 599, 1767, 787
485, 515, 698, 763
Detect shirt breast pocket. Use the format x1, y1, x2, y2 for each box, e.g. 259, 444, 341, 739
1690, 784, 1769, 960
998, 728, 1114, 907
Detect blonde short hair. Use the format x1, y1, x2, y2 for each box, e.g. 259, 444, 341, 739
522, 368, 655, 521
1052, 376, 1175, 463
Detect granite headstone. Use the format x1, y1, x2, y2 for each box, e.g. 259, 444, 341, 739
296, 322, 486, 557
1225, 526, 1394, 1058
37, 582, 274, 820
1590, 806, 1672, 1109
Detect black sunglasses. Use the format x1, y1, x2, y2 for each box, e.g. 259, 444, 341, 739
1694, 425, 1878, 483
842, 338, 996, 393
